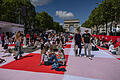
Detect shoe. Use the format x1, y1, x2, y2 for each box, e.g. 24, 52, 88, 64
89, 57, 92, 60
14, 57, 18, 60
84, 55, 87, 57
20, 55, 22, 57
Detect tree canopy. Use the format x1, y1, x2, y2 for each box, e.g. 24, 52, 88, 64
81, 0, 120, 34
0, 0, 36, 29
0, 0, 64, 32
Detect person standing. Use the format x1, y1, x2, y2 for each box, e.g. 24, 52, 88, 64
1, 32, 5, 47
74, 29, 82, 56
26, 33, 30, 46
14, 31, 23, 60
34, 33, 37, 43
82, 30, 92, 59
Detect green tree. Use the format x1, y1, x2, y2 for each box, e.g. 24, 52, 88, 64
82, 0, 120, 35
34, 12, 54, 31
53, 22, 64, 32
0, 0, 36, 30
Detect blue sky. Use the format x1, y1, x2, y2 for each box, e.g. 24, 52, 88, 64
31, 0, 103, 25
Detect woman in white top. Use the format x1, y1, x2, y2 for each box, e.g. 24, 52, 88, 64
109, 43, 116, 55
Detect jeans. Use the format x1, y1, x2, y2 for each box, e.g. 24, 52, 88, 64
44, 54, 58, 66
84, 43, 92, 57
2, 40, 5, 47
75, 43, 82, 56
15, 42, 22, 59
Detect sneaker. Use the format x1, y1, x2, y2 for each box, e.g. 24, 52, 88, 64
84, 55, 87, 57
14, 57, 18, 60
80, 55, 82, 57
89, 57, 92, 60
20, 55, 22, 57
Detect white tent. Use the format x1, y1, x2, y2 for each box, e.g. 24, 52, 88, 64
46, 29, 56, 33
80, 27, 91, 35
0, 21, 24, 33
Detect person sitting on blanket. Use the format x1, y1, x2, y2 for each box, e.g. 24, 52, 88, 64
57, 40, 66, 66
109, 43, 117, 55
38, 45, 58, 66
52, 41, 58, 52
116, 43, 120, 55
32, 37, 41, 49
101, 41, 109, 49
0, 58, 6, 63
91, 37, 99, 51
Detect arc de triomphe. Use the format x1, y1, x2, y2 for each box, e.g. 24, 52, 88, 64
64, 19, 80, 33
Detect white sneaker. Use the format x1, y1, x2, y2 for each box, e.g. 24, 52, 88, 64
85, 55, 87, 57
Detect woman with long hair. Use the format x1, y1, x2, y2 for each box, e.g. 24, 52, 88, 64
14, 31, 23, 60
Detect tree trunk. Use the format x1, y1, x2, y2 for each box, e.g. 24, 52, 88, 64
110, 22, 113, 35
106, 20, 107, 35
96, 25, 98, 35
115, 23, 117, 36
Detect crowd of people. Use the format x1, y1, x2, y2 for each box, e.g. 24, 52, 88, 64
0, 31, 73, 71
94, 37, 120, 55
74, 29, 120, 60
0, 29, 120, 71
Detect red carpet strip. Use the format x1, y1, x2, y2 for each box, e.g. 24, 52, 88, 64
63, 44, 71, 48
66, 41, 72, 43
96, 45, 109, 50
117, 58, 120, 60
9, 44, 24, 47
0, 53, 68, 74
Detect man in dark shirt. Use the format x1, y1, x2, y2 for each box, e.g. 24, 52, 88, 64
74, 29, 82, 56
82, 30, 92, 59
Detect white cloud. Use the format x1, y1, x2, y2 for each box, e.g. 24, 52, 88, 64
30, 0, 52, 6
56, 11, 74, 19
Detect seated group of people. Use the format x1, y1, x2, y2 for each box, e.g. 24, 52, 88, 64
1, 31, 71, 71
109, 42, 120, 55
36, 34, 69, 71
95, 37, 120, 55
